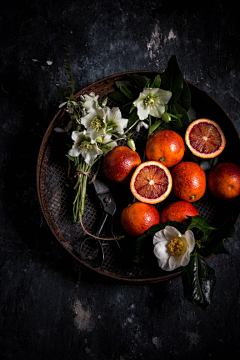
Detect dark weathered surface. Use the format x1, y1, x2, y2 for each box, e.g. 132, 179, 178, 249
1, 0, 240, 359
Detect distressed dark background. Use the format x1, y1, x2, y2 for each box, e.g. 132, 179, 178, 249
1, 0, 240, 359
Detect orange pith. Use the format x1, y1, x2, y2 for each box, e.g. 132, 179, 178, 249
185, 119, 226, 159
130, 161, 172, 204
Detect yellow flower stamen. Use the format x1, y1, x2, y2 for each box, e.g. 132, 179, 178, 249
168, 238, 186, 256
79, 140, 92, 153
90, 117, 103, 132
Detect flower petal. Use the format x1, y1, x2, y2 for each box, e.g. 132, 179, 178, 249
167, 255, 182, 271
69, 146, 81, 157
153, 230, 168, 246
163, 226, 181, 242
180, 248, 191, 267
184, 230, 195, 253
153, 241, 170, 269
136, 101, 149, 120
155, 89, 172, 105
149, 104, 165, 118
71, 130, 82, 142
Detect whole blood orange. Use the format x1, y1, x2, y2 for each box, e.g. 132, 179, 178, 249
121, 202, 160, 238
185, 119, 226, 159
208, 162, 240, 200
161, 201, 199, 224
145, 129, 185, 168
102, 146, 141, 183
172, 162, 206, 202
130, 161, 172, 204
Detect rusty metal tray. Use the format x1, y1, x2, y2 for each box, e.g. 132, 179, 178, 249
36, 71, 240, 284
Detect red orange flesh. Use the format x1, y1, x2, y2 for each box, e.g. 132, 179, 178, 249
130, 161, 172, 204
185, 119, 226, 159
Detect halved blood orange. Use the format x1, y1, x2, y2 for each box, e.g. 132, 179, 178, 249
185, 118, 226, 159
130, 161, 172, 204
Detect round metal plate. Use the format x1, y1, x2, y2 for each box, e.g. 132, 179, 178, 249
36, 71, 240, 284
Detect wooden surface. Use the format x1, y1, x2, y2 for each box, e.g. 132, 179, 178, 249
1, 0, 240, 359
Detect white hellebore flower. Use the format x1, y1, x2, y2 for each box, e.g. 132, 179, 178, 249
105, 107, 128, 135
81, 101, 107, 141
68, 130, 103, 166
133, 88, 172, 120
153, 226, 195, 271
80, 92, 99, 111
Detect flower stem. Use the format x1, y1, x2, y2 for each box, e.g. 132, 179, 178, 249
142, 115, 152, 162
123, 119, 140, 136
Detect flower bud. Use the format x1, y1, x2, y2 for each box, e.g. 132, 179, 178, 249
96, 136, 103, 143
127, 139, 136, 151
162, 112, 171, 123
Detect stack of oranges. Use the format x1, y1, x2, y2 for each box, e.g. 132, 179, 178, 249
102, 118, 240, 238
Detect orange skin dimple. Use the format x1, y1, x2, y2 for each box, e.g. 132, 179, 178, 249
208, 162, 240, 200
121, 202, 160, 238
102, 146, 141, 183
145, 129, 185, 168
172, 162, 206, 202
161, 201, 199, 224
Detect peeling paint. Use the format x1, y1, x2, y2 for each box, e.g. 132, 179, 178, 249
73, 299, 91, 332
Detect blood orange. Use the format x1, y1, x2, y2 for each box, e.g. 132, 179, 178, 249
185, 119, 226, 159
172, 161, 206, 202
145, 129, 185, 168
208, 162, 240, 200
121, 202, 160, 238
130, 161, 172, 204
161, 201, 199, 224
102, 146, 141, 183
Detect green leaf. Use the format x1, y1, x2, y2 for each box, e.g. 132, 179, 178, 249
101, 97, 108, 108
128, 107, 139, 123
187, 106, 197, 123
55, 85, 70, 99
170, 103, 190, 132
199, 157, 219, 172
151, 74, 161, 88
119, 86, 138, 101
182, 252, 216, 310
128, 74, 150, 89
119, 101, 133, 115
161, 55, 184, 104
179, 79, 191, 111
145, 78, 152, 88
212, 240, 230, 255
208, 217, 236, 255
148, 120, 163, 136
109, 90, 129, 105
187, 215, 217, 236
156, 122, 172, 131
100, 145, 112, 153
66, 154, 75, 162
115, 80, 132, 89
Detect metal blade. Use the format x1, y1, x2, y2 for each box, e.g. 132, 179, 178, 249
92, 179, 111, 195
